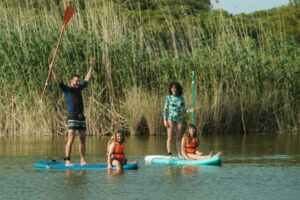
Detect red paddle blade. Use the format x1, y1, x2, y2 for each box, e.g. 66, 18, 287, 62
63, 6, 74, 26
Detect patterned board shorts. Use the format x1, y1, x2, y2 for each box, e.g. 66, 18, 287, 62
67, 113, 86, 130
168, 115, 182, 123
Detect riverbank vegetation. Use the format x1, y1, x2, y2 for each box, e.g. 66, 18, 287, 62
0, 0, 299, 135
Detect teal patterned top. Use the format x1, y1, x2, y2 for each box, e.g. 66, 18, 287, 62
163, 95, 191, 122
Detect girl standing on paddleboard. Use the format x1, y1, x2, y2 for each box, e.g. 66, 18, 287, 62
181, 124, 222, 160
163, 82, 194, 159
107, 130, 137, 171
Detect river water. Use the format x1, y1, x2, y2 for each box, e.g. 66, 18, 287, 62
0, 133, 300, 200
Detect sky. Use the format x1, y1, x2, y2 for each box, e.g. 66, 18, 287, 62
211, 0, 290, 14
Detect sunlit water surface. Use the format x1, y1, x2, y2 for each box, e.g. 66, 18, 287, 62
1, 133, 300, 200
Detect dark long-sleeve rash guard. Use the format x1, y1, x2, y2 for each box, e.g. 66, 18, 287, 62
59, 80, 88, 114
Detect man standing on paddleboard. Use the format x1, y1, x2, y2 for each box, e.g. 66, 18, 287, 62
50, 58, 95, 166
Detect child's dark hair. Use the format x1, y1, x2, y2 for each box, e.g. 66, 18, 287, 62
110, 130, 125, 144
184, 124, 198, 146
168, 82, 183, 96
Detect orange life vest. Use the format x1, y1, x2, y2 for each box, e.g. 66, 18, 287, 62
184, 135, 197, 154
111, 141, 125, 164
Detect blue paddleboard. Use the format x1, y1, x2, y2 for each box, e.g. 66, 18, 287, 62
35, 161, 138, 170
145, 155, 222, 166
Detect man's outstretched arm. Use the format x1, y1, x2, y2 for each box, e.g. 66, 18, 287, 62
84, 57, 95, 82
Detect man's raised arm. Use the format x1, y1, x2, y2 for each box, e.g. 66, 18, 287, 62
84, 57, 95, 82
50, 63, 61, 85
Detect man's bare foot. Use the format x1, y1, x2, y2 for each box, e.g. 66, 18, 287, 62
214, 152, 223, 157
80, 160, 88, 166
178, 154, 183, 159
65, 161, 74, 167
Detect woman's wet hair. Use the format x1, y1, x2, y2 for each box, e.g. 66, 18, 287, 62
168, 82, 183, 96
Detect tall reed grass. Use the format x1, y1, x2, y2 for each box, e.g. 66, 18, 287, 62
0, 0, 299, 135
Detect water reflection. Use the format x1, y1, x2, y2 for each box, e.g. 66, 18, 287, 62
106, 169, 125, 182
53, 170, 89, 200
165, 165, 222, 176
166, 165, 181, 177
65, 169, 87, 177
1, 133, 300, 200
1, 133, 300, 159
180, 166, 199, 174
64, 170, 87, 188
107, 169, 125, 175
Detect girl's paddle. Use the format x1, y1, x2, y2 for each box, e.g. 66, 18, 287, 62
39, 6, 74, 104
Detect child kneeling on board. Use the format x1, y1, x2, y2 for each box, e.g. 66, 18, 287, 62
181, 124, 223, 160
107, 130, 137, 170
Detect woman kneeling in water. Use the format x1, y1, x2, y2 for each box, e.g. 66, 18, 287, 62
181, 124, 222, 160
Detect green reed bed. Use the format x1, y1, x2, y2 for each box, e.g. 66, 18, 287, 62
0, 0, 299, 135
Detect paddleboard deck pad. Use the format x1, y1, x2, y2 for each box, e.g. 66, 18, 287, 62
35, 161, 138, 170
145, 155, 222, 166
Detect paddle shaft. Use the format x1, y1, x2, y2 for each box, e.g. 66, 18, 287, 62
39, 6, 74, 103
39, 26, 66, 102
192, 71, 195, 125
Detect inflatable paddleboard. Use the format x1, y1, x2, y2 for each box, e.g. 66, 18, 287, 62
35, 161, 138, 170
145, 155, 222, 166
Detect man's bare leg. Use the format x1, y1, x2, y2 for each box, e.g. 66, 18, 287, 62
65, 130, 75, 166
78, 130, 87, 166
